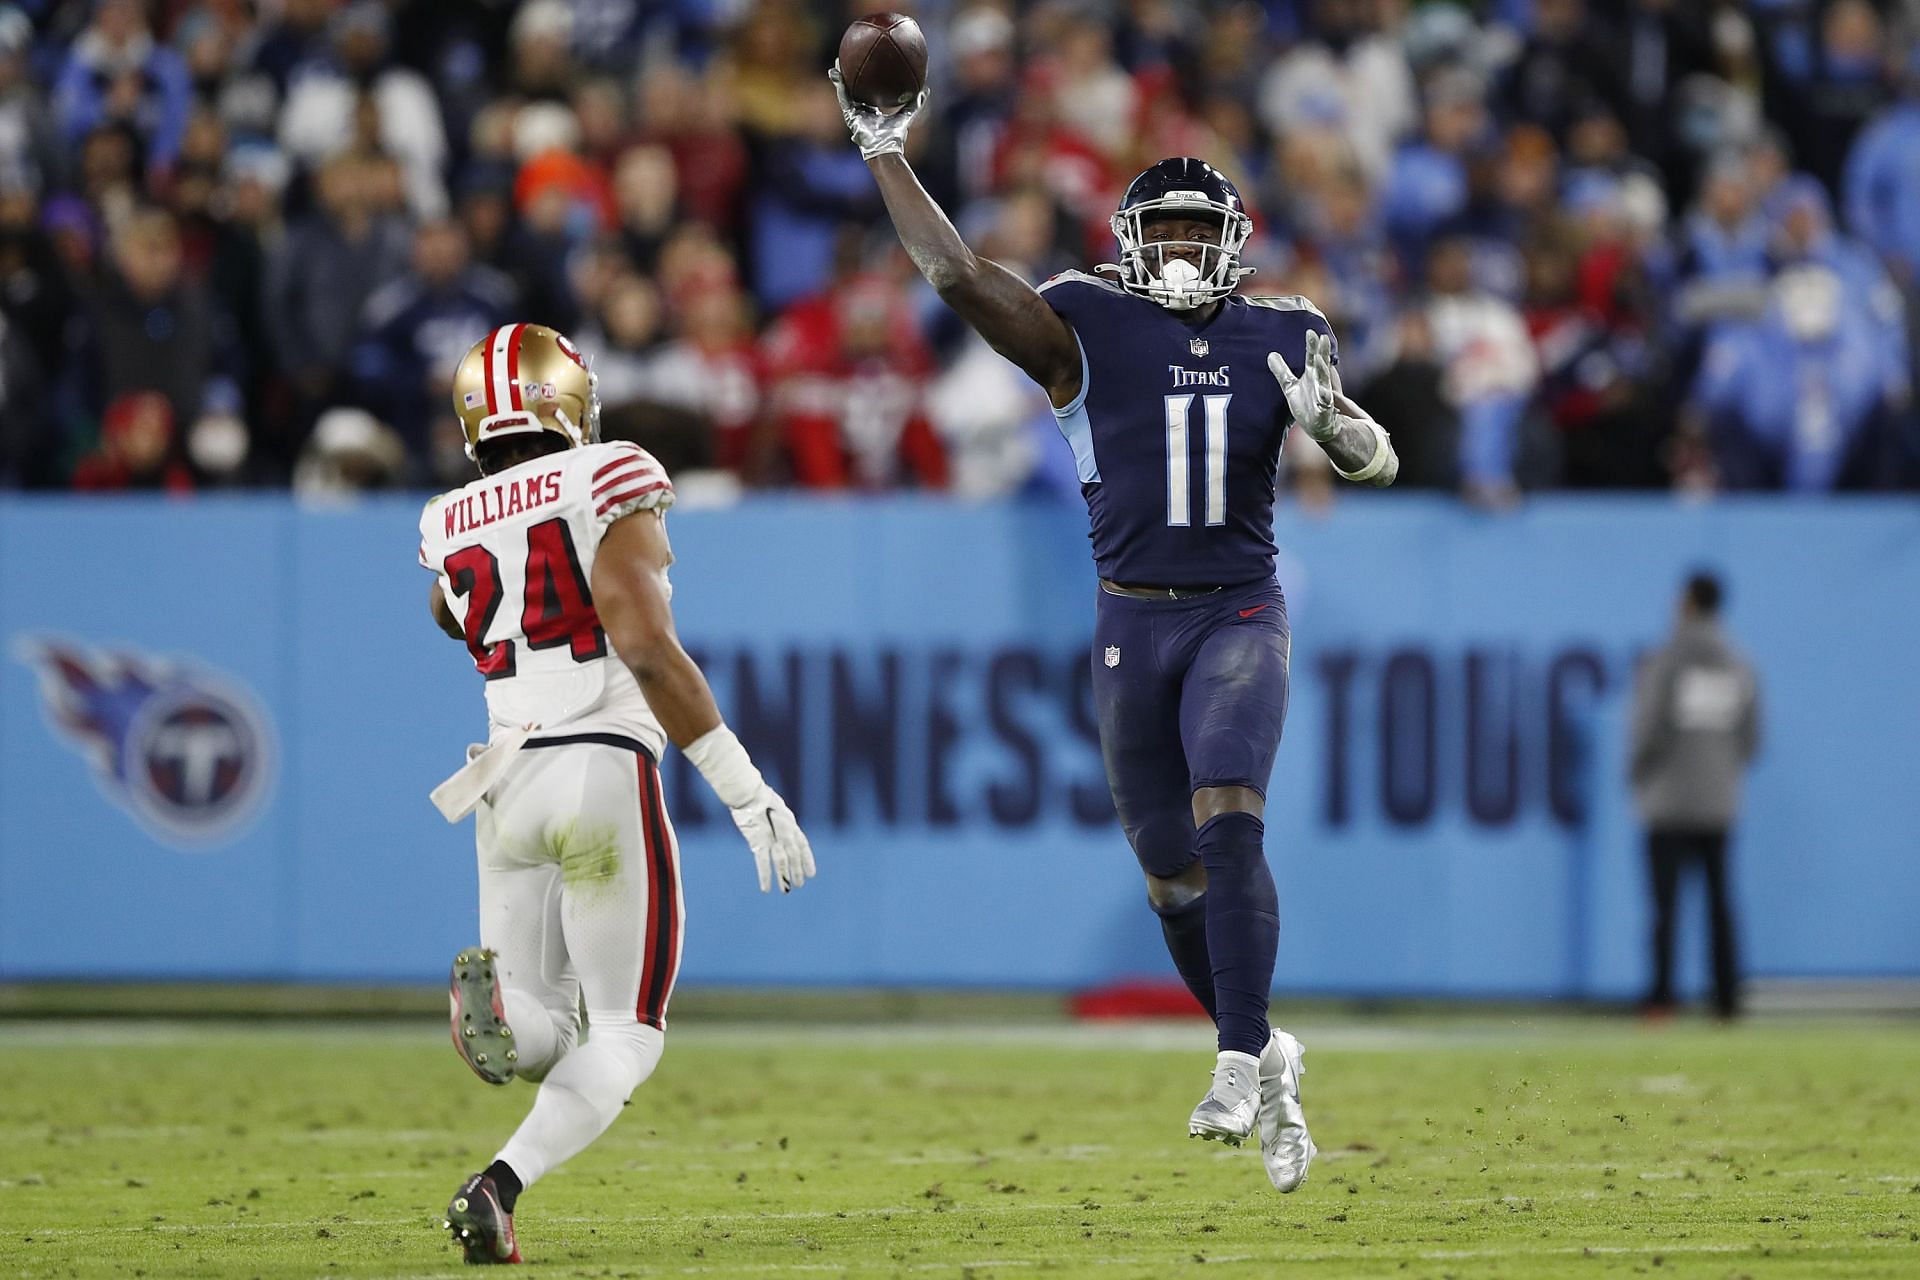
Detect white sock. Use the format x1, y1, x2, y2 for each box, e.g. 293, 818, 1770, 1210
499, 988, 572, 1080
495, 1020, 663, 1190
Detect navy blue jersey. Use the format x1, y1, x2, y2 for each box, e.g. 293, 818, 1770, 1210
1039, 271, 1336, 586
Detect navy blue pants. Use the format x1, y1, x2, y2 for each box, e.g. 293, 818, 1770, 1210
1090, 578, 1291, 878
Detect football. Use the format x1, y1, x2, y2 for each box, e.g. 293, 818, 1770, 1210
837, 12, 928, 114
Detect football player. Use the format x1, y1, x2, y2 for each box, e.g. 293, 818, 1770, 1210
833, 72, 1401, 1192
418, 323, 815, 1263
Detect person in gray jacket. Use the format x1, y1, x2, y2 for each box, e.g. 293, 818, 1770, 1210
1630, 571, 1762, 1019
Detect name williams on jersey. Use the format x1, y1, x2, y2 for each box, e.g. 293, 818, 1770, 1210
440, 467, 565, 538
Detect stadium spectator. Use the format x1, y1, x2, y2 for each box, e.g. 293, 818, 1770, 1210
642, 269, 765, 477
1353, 310, 1460, 491
508, 0, 579, 102
74, 207, 227, 438
292, 405, 407, 498
71, 389, 191, 492
726, 0, 816, 137
52, 0, 192, 176
1845, 78, 1920, 287
0, 172, 76, 402
1045, 15, 1137, 162
579, 271, 669, 410
277, 1, 449, 219
1693, 263, 1905, 491
747, 82, 883, 310
250, 0, 334, 95
629, 66, 749, 238
611, 143, 678, 274
264, 151, 410, 460
0, 7, 58, 187
922, 189, 1060, 498
0, 0, 1911, 495
1672, 152, 1771, 333
1381, 66, 1488, 262
351, 218, 516, 470
1609, 0, 1718, 200
761, 271, 945, 490
1763, 0, 1891, 196
926, 6, 1019, 208
1631, 570, 1760, 1021
1499, 0, 1623, 148
1423, 236, 1542, 503
1259, 0, 1417, 185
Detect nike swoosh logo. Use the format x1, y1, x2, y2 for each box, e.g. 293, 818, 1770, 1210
1238, 604, 1270, 618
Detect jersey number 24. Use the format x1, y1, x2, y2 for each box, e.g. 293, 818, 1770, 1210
443, 518, 607, 679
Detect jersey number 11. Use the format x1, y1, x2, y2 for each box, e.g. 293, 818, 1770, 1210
1165, 393, 1230, 528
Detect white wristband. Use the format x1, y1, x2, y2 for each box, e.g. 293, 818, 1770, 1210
1332, 415, 1393, 483
683, 725, 764, 810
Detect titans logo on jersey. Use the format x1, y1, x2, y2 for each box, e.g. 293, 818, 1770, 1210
1039, 271, 1337, 587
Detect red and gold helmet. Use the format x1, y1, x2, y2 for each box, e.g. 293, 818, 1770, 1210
450, 323, 600, 462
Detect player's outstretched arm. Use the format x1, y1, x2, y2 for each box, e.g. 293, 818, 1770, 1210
831, 68, 1081, 405
592, 511, 815, 893
1269, 334, 1399, 487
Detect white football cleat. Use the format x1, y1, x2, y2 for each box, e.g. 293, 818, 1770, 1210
1258, 1028, 1316, 1191
1188, 1051, 1261, 1146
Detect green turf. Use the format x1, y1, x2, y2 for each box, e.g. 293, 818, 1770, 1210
2, 1017, 1917, 1278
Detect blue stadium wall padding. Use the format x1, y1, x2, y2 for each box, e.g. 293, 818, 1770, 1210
2, 494, 1916, 999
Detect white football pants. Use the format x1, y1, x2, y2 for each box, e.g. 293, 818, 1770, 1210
473, 736, 684, 1190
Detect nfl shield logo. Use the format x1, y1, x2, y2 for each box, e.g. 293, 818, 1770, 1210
1189, 337, 1209, 358
1104, 645, 1121, 668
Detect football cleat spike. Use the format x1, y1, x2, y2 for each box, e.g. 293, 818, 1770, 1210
448, 947, 516, 1086
1188, 1054, 1261, 1145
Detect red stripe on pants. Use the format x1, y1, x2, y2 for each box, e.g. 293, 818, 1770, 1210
648, 762, 683, 1003
634, 754, 679, 1030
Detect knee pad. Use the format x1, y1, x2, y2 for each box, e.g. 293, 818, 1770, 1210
514, 1010, 581, 1084
582, 1013, 666, 1099
1146, 868, 1207, 916
1128, 813, 1199, 882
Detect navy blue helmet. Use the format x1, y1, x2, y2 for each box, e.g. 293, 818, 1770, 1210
1104, 157, 1255, 310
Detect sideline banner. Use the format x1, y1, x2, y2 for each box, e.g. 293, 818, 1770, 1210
2, 495, 1915, 998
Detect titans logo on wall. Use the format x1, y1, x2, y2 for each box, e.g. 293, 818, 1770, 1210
16, 639, 275, 847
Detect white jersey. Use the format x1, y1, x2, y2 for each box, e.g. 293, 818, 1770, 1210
419, 441, 675, 757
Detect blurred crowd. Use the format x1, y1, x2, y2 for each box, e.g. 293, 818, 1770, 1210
0, 0, 1917, 501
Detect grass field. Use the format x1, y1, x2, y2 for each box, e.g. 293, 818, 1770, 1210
2, 1016, 1917, 1279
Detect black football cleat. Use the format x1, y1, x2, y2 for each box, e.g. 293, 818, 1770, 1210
444, 1171, 521, 1264
449, 947, 517, 1085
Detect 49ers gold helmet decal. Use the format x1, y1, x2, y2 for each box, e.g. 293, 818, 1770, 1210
451, 323, 601, 461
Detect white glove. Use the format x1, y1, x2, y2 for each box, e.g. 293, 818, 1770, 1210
1268, 331, 1340, 442
729, 781, 816, 894
828, 62, 927, 160
684, 724, 816, 894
